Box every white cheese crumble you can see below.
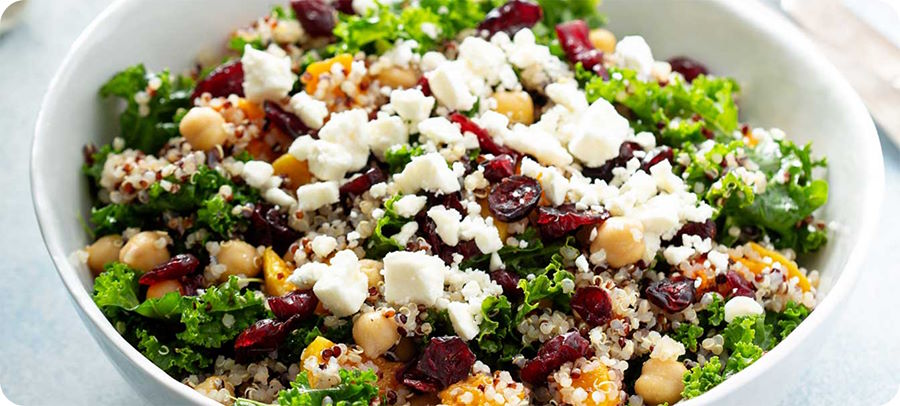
[393,152,460,194]
[393,195,427,218]
[288,91,329,130]
[241,45,295,102]
[296,181,339,212]
[383,251,446,306]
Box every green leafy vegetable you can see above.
[383,144,424,174]
[462,228,572,277]
[672,323,704,353]
[699,294,725,328]
[83,144,115,189]
[516,265,575,324]
[135,328,211,374]
[365,194,408,258]
[92,262,141,312]
[681,356,724,399]
[474,295,518,365]
[772,301,810,340]
[177,276,267,348]
[276,369,380,406]
[99,64,193,153]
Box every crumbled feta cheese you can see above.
[458,36,517,89]
[317,109,371,170]
[420,51,447,72]
[288,135,354,181]
[420,22,440,40]
[241,161,274,189]
[724,296,764,323]
[392,222,419,246]
[459,216,504,254]
[426,61,477,111]
[519,158,568,206]
[311,235,338,258]
[383,251,446,306]
[311,250,368,317]
[390,88,435,125]
[272,19,304,43]
[394,195,427,218]
[393,152,461,194]
[288,91,329,130]
[263,187,297,208]
[351,0,377,16]
[448,302,479,341]
[296,181,339,211]
[708,250,729,271]
[615,36,655,80]
[504,123,573,167]
[663,245,695,265]
[427,206,463,246]
[567,98,630,167]
[241,45,295,102]
[367,115,409,158]
[418,116,464,145]
[369,182,388,198]
[546,81,588,112]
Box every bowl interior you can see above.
[32,0,882,404]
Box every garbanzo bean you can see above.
[589,28,617,53]
[376,66,419,89]
[634,358,688,405]
[217,240,262,281]
[118,231,171,273]
[590,217,645,268]
[87,234,123,276]
[179,106,228,151]
[493,91,534,124]
[146,279,182,300]
[352,309,401,357]
[358,259,384,288]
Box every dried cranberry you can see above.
[478,0,543,36]
[339,166,386,198]
[672,219,717,244]
[180,273,205,296]
[667,56,709,82]
[417,76,431,96]
[488,175,541,222]
[571,286,613,327]
[290,0,336,37]
[646,278,697,313]
[267,290,318,321]
[399,337,475,392]
[482,154,516,183]
[717,271,755,299]
[641,147,674,172]
[449,113,518,158]
[490,269,522,300]
[191,61,244,100]
[247,204,300,254]
[139,254,200,286]
[535,204,609,239]
[334,0,354,14]
[264,101,310,139]
[555,20,607,77]
[582,141,643,182]
[520,332,590,385]
[234,315,302,361]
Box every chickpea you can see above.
[376,66,419,89]
[353,309,401,357]
[358,259,383,288]
[86,234,123,276]
[493,91,534,124]
[119,231,171,273]
[589,28,617,54]
[217,240,262,281]
[590,217,645,268]
[179,106,228,151]
[146,279,183,300]
[194,375,235,405]
[634,358,688,405]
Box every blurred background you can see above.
[0,0,898,404]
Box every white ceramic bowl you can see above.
[32,0,883,404]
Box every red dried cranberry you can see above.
[520,332,590,385]
[641,147,674,172]
[535,204,609,239]
[667,56,709,82]
[247,204,300,254]
[488,175,541,222]
[717,271,755,299]
[139,254,200,286]
[417,76,431,96]
[555,20,607,77]
[490,269,522,300]
[267,290,318,321]
[290,0,336,37]
[449,113,518,158]
[482,154,516,183]
[646,278,697,313]
[264,101,310,139]
[180,273,205,296]
[571,286,613,327]
[478,0,543,36]
[191,61,244,100]
[582,141,643,182]
[334,0,354,14]
[339,166,386,198]
[672,219,717,244]
[234,315,302,361]
[399,337,475,392]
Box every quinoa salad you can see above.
[78,1,831,405]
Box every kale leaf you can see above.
[364,194,408,258]
[515,263,575,324]
[474,295,518,365]
[276,369,380,406]
[681,356,724,399]
[177,276,267,348]
[383,144,424,174]
[672,323,705,353]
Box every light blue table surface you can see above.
[1,1,897,405]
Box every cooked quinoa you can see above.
[80,1,829,405]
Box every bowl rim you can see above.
[30,0,884,404]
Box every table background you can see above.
[1,1,897,404]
